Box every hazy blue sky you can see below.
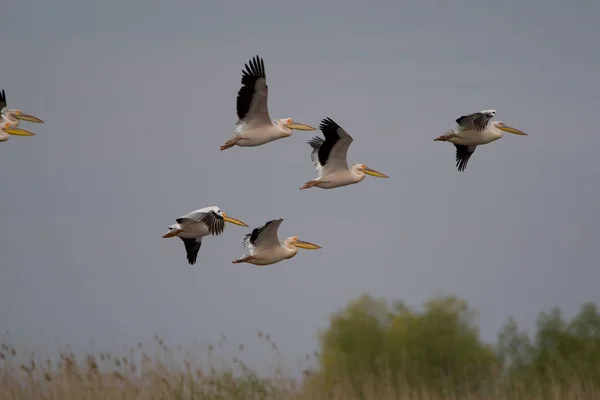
[1,0,600,372]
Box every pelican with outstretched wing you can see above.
[162,206,248,265]
[300,117,388,190]
[0,89,45,128]
[434,109,527,171]
[232,218,321,266]
[220,55,316,150]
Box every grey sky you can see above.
[1,0,600,371]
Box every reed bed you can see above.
[1,335,599,400]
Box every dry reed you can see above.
[1,334,599,400]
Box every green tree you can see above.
[497,302,600,389]
[314,294,499,396]
[317,294,390,392]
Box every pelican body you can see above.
[220,56,315,150]
[434,109,527,171]
[162,206,248,265]
[232,218,321,266]
[300,117,388,190]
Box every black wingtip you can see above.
[180,237,201,266]
[453,144,471,172]
[307,136,324,149]
[319,117,340,132]
[242,232,252,247]
[242,55,266,79]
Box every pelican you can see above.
[220,55,316,150]
[232,218,321,266]
[0,89,45,128]
[0,122,35,142]
[434,109,527,171]
[300,117,389,190]
[162,206,248,265]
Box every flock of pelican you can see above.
[163,55,528,266]
[2,54,528,267]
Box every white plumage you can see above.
[434,109,528,171]
[162,206,248,265]
[219,55,316,150]
[300,117,389,190]
[232,218,321,266]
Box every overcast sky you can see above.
[1,0,599,373]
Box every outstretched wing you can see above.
[236,55,271,124]
[180,237,202,265]
[454,144,477,172]
[176,210,225,236]
[307,117,353,176]
[243,218,283,251]
[456,110,496,131]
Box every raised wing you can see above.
[454,144,477,172]
[176,210,225,236]
[456,110,496,131]
[308,136,326,177]
[308,117,353,175]
[0,90,6,113]
[236,55,271,124]
[243,218,283,251]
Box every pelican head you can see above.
[3,109,44,123]
[286,236,321,250]
[2,122,35,136]
[493,121,527,136]
[218,210,249,227]
[278,118,316,134]
[353,164,389,178]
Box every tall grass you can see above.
[1,335,599,399]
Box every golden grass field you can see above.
[1,334,599,400]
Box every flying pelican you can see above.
[0,122,35,142]
[162,206,248,265]
[300,117,389,190]
[0,89,45,128]
[220,55,316,150]
[434,109,527,172]
[232,218,321,266]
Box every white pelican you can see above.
[220,55,316,150]
[0,89,45,128]
[300,117,389,190]
[232,218,321,266]
[162,206,248,265]
[0,122,35,142]
[434,109,527,171]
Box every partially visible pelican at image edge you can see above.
[0,89,45,128]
